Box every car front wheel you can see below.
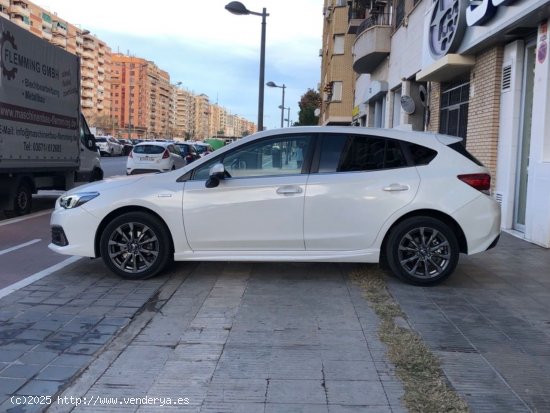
[99,212,171,280]
[385,216,459,285]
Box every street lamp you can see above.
[267,81,286,128]
[279,105,291,127]
[225,1,269,131]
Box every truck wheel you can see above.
[91,168,103,182]
[99,212,171,280]
[4,181,32,217]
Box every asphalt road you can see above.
[0,156,127,293]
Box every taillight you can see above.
[458,173,491,194]
[162,150,170,159]
[186,155,193,162]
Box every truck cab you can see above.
[78,115,103,182]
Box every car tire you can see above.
[4,181,32,217]
[385,216,459,286]
[99,212,171,280]
[90,168,103,182]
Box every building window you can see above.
[395,0,405,27]
[331,81,343,101]
[392,88,402,128]
[439,80,470,142]
[333,35,345,55]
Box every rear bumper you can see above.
[452,194,501,255]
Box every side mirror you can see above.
[205,163,225,188]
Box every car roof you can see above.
[135,141,172,147]
[241,126,462,147]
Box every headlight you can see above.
[59,192,100,209]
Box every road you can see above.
[0,156,127,294]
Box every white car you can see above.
[194,142,214,157]
[95,136,124,157]
[126,142,186,175]
[49,127,501,285]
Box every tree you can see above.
[296,89,321,126]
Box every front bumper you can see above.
[48,206,101,258]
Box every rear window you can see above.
[449,142,484,166]
[176,145,190,155]
[133,145,165,154]
[96,137,107,142]
[405,143,438,166]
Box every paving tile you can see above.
[15,379,63,396]
[35,365,81,381]
[17,351,59,365]
[0,364,43,380]
[0,377,26,394]
[325,380,388,406]
[267,380,326,404]
[265,403,329,413]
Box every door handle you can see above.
[383,184,409,192]
[276,186,303,195]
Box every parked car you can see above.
[49,126,501,285]
[95,136,124,157]
[194,142,214,157]
[117,139,134,156]
[126,142,185,175]
[175,142,201,164]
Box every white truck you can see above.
[0,16,102,216]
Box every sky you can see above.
[36,0,323,131]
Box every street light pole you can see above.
[267,81,286,128]
[225,2,269,132]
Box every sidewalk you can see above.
[48,262,406,412]
[387,232,550,412]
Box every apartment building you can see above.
[4,0,111,128]
[111,55,174,139]
[344,0,550,248]
[194,94,210,140]
[319,0,356,125]
[174,87,196,139]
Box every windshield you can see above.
[195,145,206,154]
[133,145,165,154]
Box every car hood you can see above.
[63,174,147,196]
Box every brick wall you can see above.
[427,82,440,133]
[466,46,504,182]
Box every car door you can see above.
[182,134,314,251]
[304,133,420,250]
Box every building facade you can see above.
[319,0,356,125]
[341,0,550,248]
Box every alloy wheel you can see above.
[397,227,451,279]
[107,222,160,274]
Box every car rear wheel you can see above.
[99,212,171,280]
[385,217,459,285]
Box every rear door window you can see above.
[318,134,408,173]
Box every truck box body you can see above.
[0,16,101,216]
[0,17,80,171]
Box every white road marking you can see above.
[0,210,53,227]
[0,239,42,256]
[0,256,81,300]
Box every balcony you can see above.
[98,56,104,64]
[51,36,66,48]
[83,61,94,70]
[42,20,52,29]
[52,24,67,37]
[352,14,391,74]
[82,51,94,60]
[82,99,93,108]
[82,80,94,89]
[0,0,9,7]
[42,31,52,41]
[82,90,93,98]
[9,4,30,18]
[97,74,105,82]
[83,41,94,51]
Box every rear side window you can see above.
[96,138,107,142]
[319,134,408,173]
[177,145,190,155]
[405,142,438,166]
[448,142,484,166]
[133,145,164,154]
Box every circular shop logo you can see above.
[1,30,18,80]
[429,0,468,60]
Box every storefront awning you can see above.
[416,54,475,82]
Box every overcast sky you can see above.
[37,0,323,130]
